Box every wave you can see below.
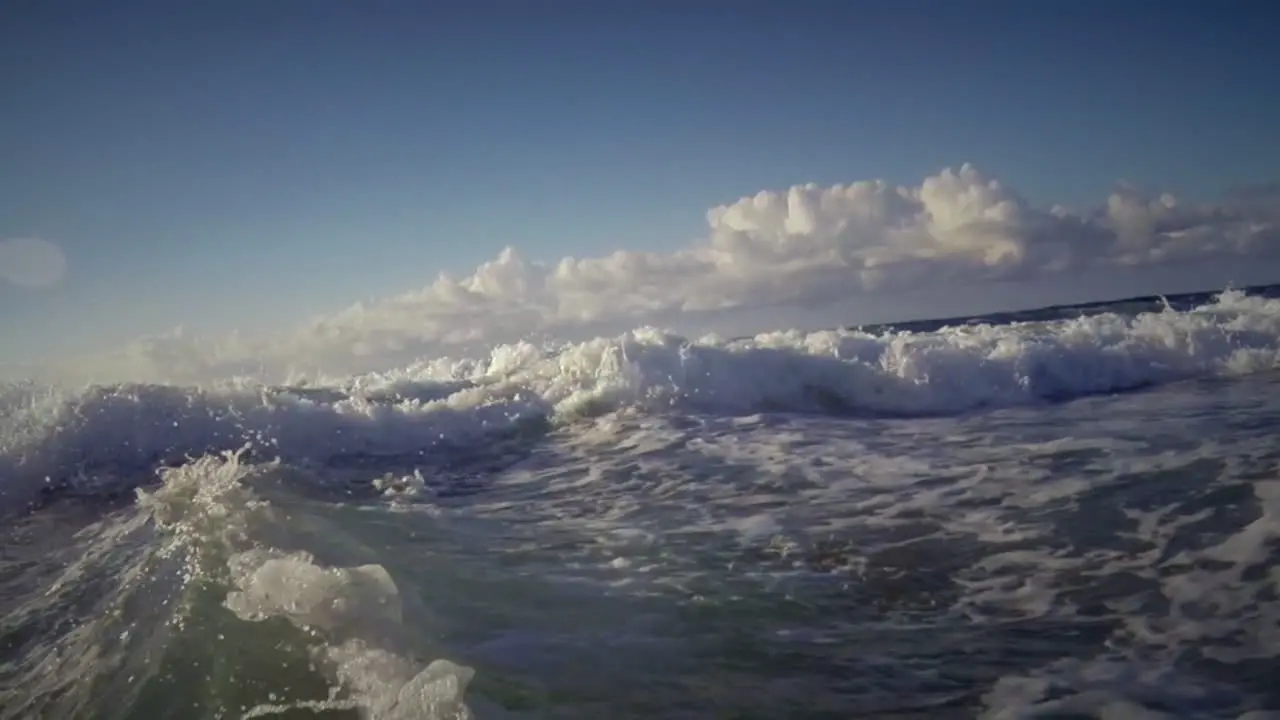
[0,450,479,719]
[1,289,1278,514]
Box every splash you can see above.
[140,451,478,719]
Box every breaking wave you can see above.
[2,288,1278,515]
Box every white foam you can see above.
[979,657,1254,719]
[1,290,1278,513]
[225,551,403,635]
[227,551,474,720]
[373,469,428,500]
[1130,478,1280,664]
[134,451,477,720]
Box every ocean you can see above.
[2,285,1280,719]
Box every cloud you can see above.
[40,165,1280,384]
[0,237,68,289]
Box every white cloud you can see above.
[41,165,1280,384]
[0,237,67,289]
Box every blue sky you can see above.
[3,1,1279,369]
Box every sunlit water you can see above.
[3,287,1280,719]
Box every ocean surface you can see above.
[3,285,1280,719]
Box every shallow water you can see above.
[3,289,1280,718]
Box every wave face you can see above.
[2,287,1279,510]
[2,285,1280,719]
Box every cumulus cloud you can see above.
[0,237,68,289]
[44,165,1280,384]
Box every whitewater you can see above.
[2,285,1280,719]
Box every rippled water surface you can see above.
[2,289,1280,718]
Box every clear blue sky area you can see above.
[3,1,1279,364]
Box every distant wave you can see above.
[849,282,1280,335]
[2,288,1278,515]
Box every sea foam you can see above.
[1,289,1277,515]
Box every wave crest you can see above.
[2,289,1277,513]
